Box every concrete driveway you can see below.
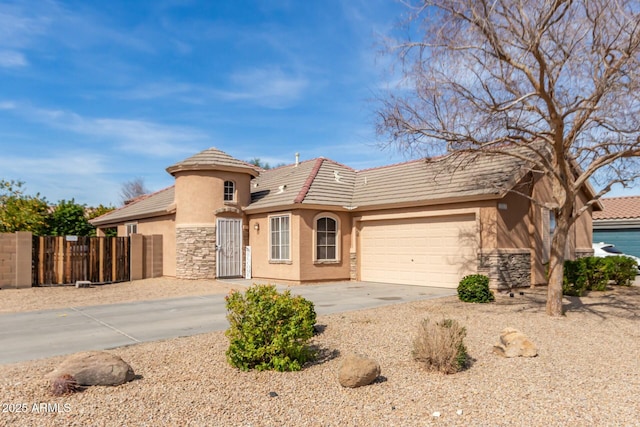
[0,281,454,365]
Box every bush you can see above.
[457,274,494,303]
[412,318,468,374]
[582,257,609,291]
[563,259,588,296]
[225,284,317,372]
[563,256,637,295]
[602,256,637,287]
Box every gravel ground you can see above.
[1,283,639,426]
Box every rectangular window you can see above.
[317,217,337,260]
[125,223,138,236]
[224,181,235,202]
[270,215,290,261]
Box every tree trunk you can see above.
[546,210,571,316]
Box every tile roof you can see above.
[166,147,259,176]
[593,196,640,220]
[248,149,530,211]
[90,186,175,226]
[248,158,356,210]
[91,145,543,224]
[351,151,525,208]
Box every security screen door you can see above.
[216,218,242,278]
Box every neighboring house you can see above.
[91,147,598,289]
[593,196,640,257]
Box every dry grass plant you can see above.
[412,318,468,374]
[50,374,81,396]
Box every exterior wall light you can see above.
[254,223,260,231]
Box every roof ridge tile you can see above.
[294,158,324,204]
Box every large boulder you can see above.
[338,353,380,388]
[47,351,135,386]
[493,328,538,358]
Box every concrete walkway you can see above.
[0,281,454,365]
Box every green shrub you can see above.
[412,318,468,374]
[563,259,588,296]
[225,284,317,372]
[582,257,609,291]
[457,274,494,303]
[563,256,637,295]
[602,256,637,287]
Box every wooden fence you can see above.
[32,236,130,286]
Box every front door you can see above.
[216,218,243,278]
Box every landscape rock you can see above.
[493,327,538,358]
[338,353,380,388]
[47,351,135,386]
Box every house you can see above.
[593,196,640,257]
[90,147,598,289]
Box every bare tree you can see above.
[377,0,640,316]
[120,178,149,205]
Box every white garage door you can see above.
[359,214,478,288]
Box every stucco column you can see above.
[130,234,144,281]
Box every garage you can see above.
[359,214,478,288]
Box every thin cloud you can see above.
[0,50,28,67]
[3,101,207,158]
[0,152,109,177]
[217,66,309,109]
[0,4,49,49]
[114,82,197,101]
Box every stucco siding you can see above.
[297,210,351,282]
[248,211,302,282]
[496,189,532,249]
[175,171,251,225]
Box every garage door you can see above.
[359,214,477,288]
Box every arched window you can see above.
[316,216,337,260]
[224,180,235,202]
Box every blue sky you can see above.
[0,0,412,206]
[1,1,636,207]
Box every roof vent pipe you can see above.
[295,152,300,167]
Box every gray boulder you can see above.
[493,327,538,358]
[47,351,135,386]
[338,353,381,388]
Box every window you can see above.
[270,215,290,261]
[542,209,555,263]
[316,217,337,260]
[224,180,235,202]
[125,223,138,236]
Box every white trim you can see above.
[125,222,138,236]
[216,217,243,277]
[268,213,291,262]
[223,180,236,202]
[313,212,340,262]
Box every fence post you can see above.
[15,231,33,289]
[130,234,144,281]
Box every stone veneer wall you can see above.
[349,252,357,280]
[478,249,531,291]
[176,226,216,279]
